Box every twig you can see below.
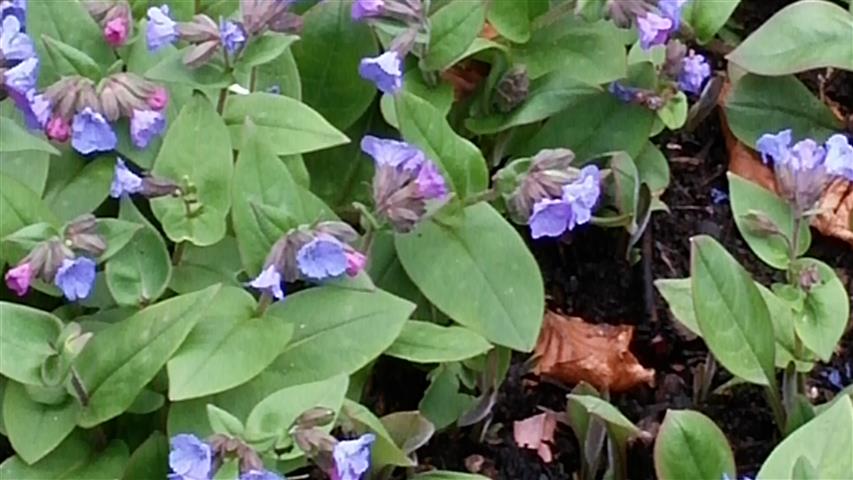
[642,228,658,323]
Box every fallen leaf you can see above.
[513,412,557,463]
[532,312,655,393]
[719,81,853,246]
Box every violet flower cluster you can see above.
[168,434,283,480]
[636,0,687,50]
[1,1,47,131]
[529,165,601,239]
[248,222,368,301]
[756,130,853,213]
[361,135,448,232]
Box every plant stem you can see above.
[171,241,185,266]
[255,292,272,316]
[765,384,787,435]
[249,66,258,92]
[194,0,201,14]
[216,88,228,115]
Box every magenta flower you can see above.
[147,86,169,111]
[54,257,96,301]
[4,262,32,296]
[130,109,166,148]
[104,15,129,47]
[46,116,71,142]
[71,107,117,154]
[359,51,402,94]
[344,248,367,277]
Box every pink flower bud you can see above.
[345,249,367,277]
[5,262,33,296]
[147,87,169,111]
[46,116,71,142]
[104,16,130,47]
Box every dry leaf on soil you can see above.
[513,412,557,463]
[719,82,853,246]
[532,312,655,393]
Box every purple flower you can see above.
[168,434,212,480]
[0,0,26,26]
[679,51,710,94]
[104,15,130,47]
[756,129,792,165]
[352,0,384,20]
[345,247,367,277]
[825,134,853,180]
[608,82,639,103]
[54,257,96,301]
[239,470,283,480]
[528,165,601,239]
[359,51,402,94]
[249,265,285,300]
[637,12,672,50]
[71,107,117,154]
[4,262,32,296]
[659,0,688,31]
[529,198,574,239]
[130,109,166,148]
[146,5,178,51]
[110,158,143,198]
[332,433,376,480]
[0,14,34,61]
[219,19,246,55]
[361,135,425,170]
[296,235,348,280]
[22,89,50,128]
[415,161,448,199]
[562,165,601,225]
[3,55,38,94]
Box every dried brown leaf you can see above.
[532,312,655,393]
[512,412,557,463]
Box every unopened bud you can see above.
[267,11,303,34]
[798,264,821,292]
[494,65,529,113]
[42,239,73,281]
[75,79,101,113]
[292,427,337,458]
[184,40,221,69]
[103,2,132,48]
[741,211,782,237]
[65,214,107,257]
[663,39,687,78]
[141,176,181,198]
[314,222,359,244]
[83,0,112,22]
[295,407,336,429]
[178,14,220,42]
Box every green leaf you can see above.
[395,91,488,199]
[565,394,639,444]
[152,93,233,246]
[487,0,530,43]
[682,0,741,44]
[655,278,699,334]
[145,48,232,88]
[41,35,103,79]
[657,91,688,130]
[792,456,819,480]
[244,374,348,452]
[341,400,413,468]
[380,411,435,457]
[121,432,169,480]
[95,219,142,263]
[0,150,51,196]
[635,142,670,194]
[380,73,454,129]
[690,235,776,386]
[757,396,853,479]
[170,236,243,294]
[419,363,475,430]
[792,258,849,362]
[65,440,128,479]
[266,287,414,386]
[106,198,172,306]
[167,287,293,400]
[236,33,298,69]
[255,47,301,99]
[724,75,842,148]
[653,410,736,480]
[213,459,239,480]
[727,1,853,75]
[74,286,220,427]
[385,321,492,363]
[292,0,378,130]
[0,174,57,241]
[0,302,62,385]
[3,381,79,464]
[207,404,245,437]
[43,155,113,223]
[27,0,115,85]
[232,121,334,276]
[0,430,91,479]
[223,92,349,156]
[728,172,810,270]
[513,17,626,83]
[422,0,486,71]
[0,117,59,155]
[516,92,654,160]
[465,71,599,134]
[395,203,544,351]
[3,222,59,251]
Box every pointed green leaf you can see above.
[385,321,492,363]
[43,155,113,223]
[422,0,486,71]
[3,381,79,464]
[792,258,849,362]
[653,410,736,480]
[0,303,62,385]
[0,117,59,155]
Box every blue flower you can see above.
[54,257,96,301]
[296,235,348,281]
[110,158,144,198]
[358,51,402,94]
[0,0,26,26]
[168,434,212,480]
[756,129,792,165]
[824,134,853,180]
[239,470,284,480]
[562,165,601,225]
[352,0,384,20]
[71,107,117,155]
[0,14,34,61]
[608,82,640,103]
[636,12,671,50]
[679,51,711,94]
[219,19,246,55]
[361,135,425,170]
[415,161,448,199]
[249,265,285,300]
[146,5,178,51]
[332,434,376,480]
[528,165,600,239]
[659,0,688,32]
[529,198,574,239]
[130,109,166,149]
[3,55,37,94]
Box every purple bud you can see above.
[146,5,178,51]
[678,51,711,94]
[46,115,71,142]
[296,235,348,281]
[636,12,671,50]
[219,18,246,55]
[344,247,367,277]
[4,261,32,296]
[110,158,143,198]
[824,134,853,180]
[358,51,402,94]
[249,265,285,300]
[71,107,117,154]
[756,130,792,165]
[415,161,447,199]
[3,55,38,94]
[332,434,376,480]
[239,470,283,480]
[169,434,213,480]
[130,109,166,149]
[103,15,130,47]
[54,257,96,301]
[659,0,688,31]
[361,135,425,170]
[352,0,385,20]
[0,14,34,61]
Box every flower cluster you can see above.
[84,0,133,48]
[249,222,368,301]
[4,215,107,301]
[636,0,688,50]
[361,135,448,232]
[1,2,47,130]
[756,130,853,212]
[169,434,283,480]
[529,165,601,239]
